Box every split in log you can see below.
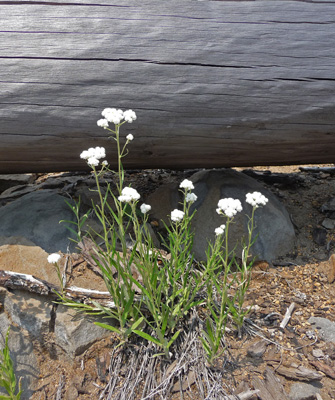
[1,0,335,172]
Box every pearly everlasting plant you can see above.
[171,209,185,222]
[59,106,269,364]
[214,224,225,236]
[246,191,268,208]
[97,119,109,129]
[140,203,151,214]
[101,108,124,125]
[179,179,194,191]
[80,146,106,168]
[185,192,197,203]
[123,109,137,123]
[47,253,61,264]
[216,197,242,218]
[118,187,141,203]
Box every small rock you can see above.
[321,197,335,214]
[247,339,268,358]
[312,227,327,246]
[289,382,322,400]
[64,385,79,400]
[308,317,335,343]
[312,349,325,358]
[321,218,335,230]
[0,173,36,193]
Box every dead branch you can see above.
[280,302,295,330]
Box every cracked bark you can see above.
[0,0,335,172]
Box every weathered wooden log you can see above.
[1,0,335,173]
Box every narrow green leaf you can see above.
[94,322,121,335]
[167,330,180,349]
[130,317,144,331]
[132,330,161,346]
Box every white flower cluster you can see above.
[217,198,243,218]
[179,179,194,191]
[140,203,151,214]
[118,187,141,203]
[171,209,185,222]
[246,191,268,208]
[179,179,197,203]
[80,146,106,167]
[186,193,197,203]
[126,134,134,141]
[98,108,137,128]
[123,110,137,123]
[215,224,226,236]
[97,119,109,129]
[47,253,61,264]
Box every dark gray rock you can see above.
[312,227,327,246]
[0,189,76,253]
[322,218,335,230]
[321,197,335,214]
[3,288,112,359]
[308,317,335,343]
[0,174,36,193]
[148,169,296,262]
[54,305,111,357]
[4,290,53,341]
[289,382,322,400]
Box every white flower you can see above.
[118,187,141,203]
[47,253,61,264]
[80,147,106,167]
[102,160,108,166]
[185,192,197,203]
[80,149,93,160]
[179,179,194,191]
[97,118,109,129]
[87,157,99,167]
[80,147,106,161]
[246,192,268,208]
[171,209,185,222]
[102,108,124,125]
[94,146,106,159]
[123,109,137,123]
[126,134,134,141]
[140,203,151,214]
[215,224,226,236]
[217,198,243,218]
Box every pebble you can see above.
[322,218,335,230]
[312,349,325,358]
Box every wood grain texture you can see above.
[0,0,335,172]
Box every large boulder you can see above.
[147,169,296,262]
[0,190,76,253]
